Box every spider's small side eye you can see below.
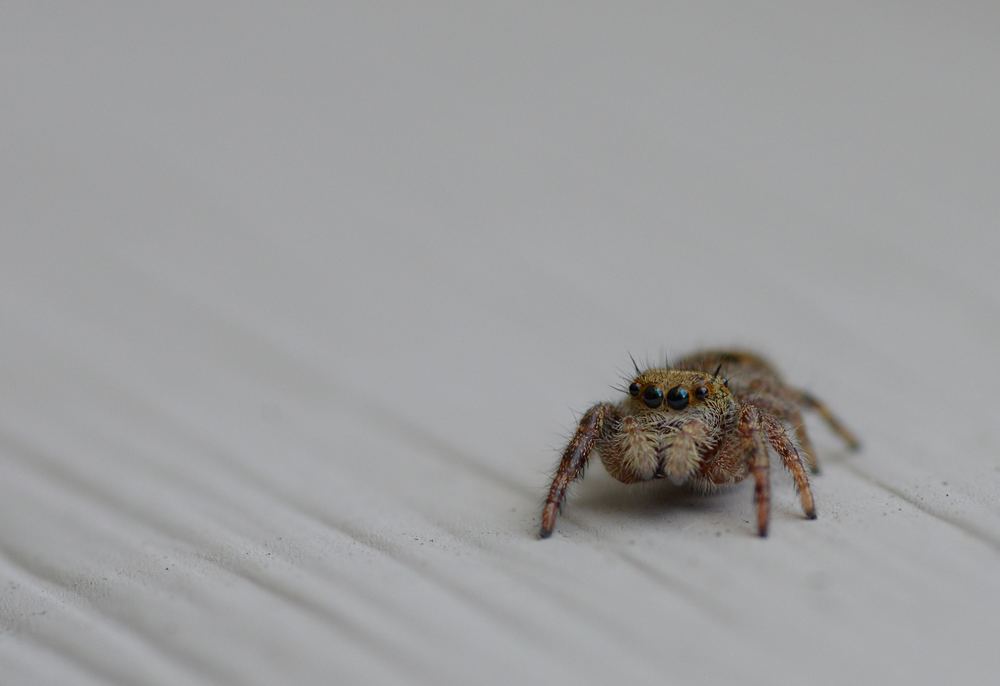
[628,383,640,396]
[642,385,664,408]
[666,386,689,410]
[695,386,709,399]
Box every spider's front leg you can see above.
[539,402,617,539]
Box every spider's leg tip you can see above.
[806,510,818,520]
[538,527,553,539]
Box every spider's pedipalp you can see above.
[661,419,712,485]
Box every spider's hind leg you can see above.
[795,389,861,452]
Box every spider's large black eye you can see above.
[642,385,664,408]
[666,386,689,410]
[628,383,640,396]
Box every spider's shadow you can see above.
[571,471,743,525]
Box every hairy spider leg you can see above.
[740,407,772,538]
[795,389,861,451]
[788,409,820,473]
[539,403,617,538]
[762,416,817,519]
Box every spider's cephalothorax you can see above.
[539,350,861,538]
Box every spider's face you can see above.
[598,369,735,485]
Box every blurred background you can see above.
[2,3,999,685]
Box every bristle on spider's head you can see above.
[628,351,641,375]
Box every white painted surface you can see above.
[2,4,999,685]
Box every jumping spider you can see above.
[540,350,860,538]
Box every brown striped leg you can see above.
[763,417,817,520]
[740,407,771,537]
[795,389,861,451]
[539,403,616,539]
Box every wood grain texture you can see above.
[2,4,999,685]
